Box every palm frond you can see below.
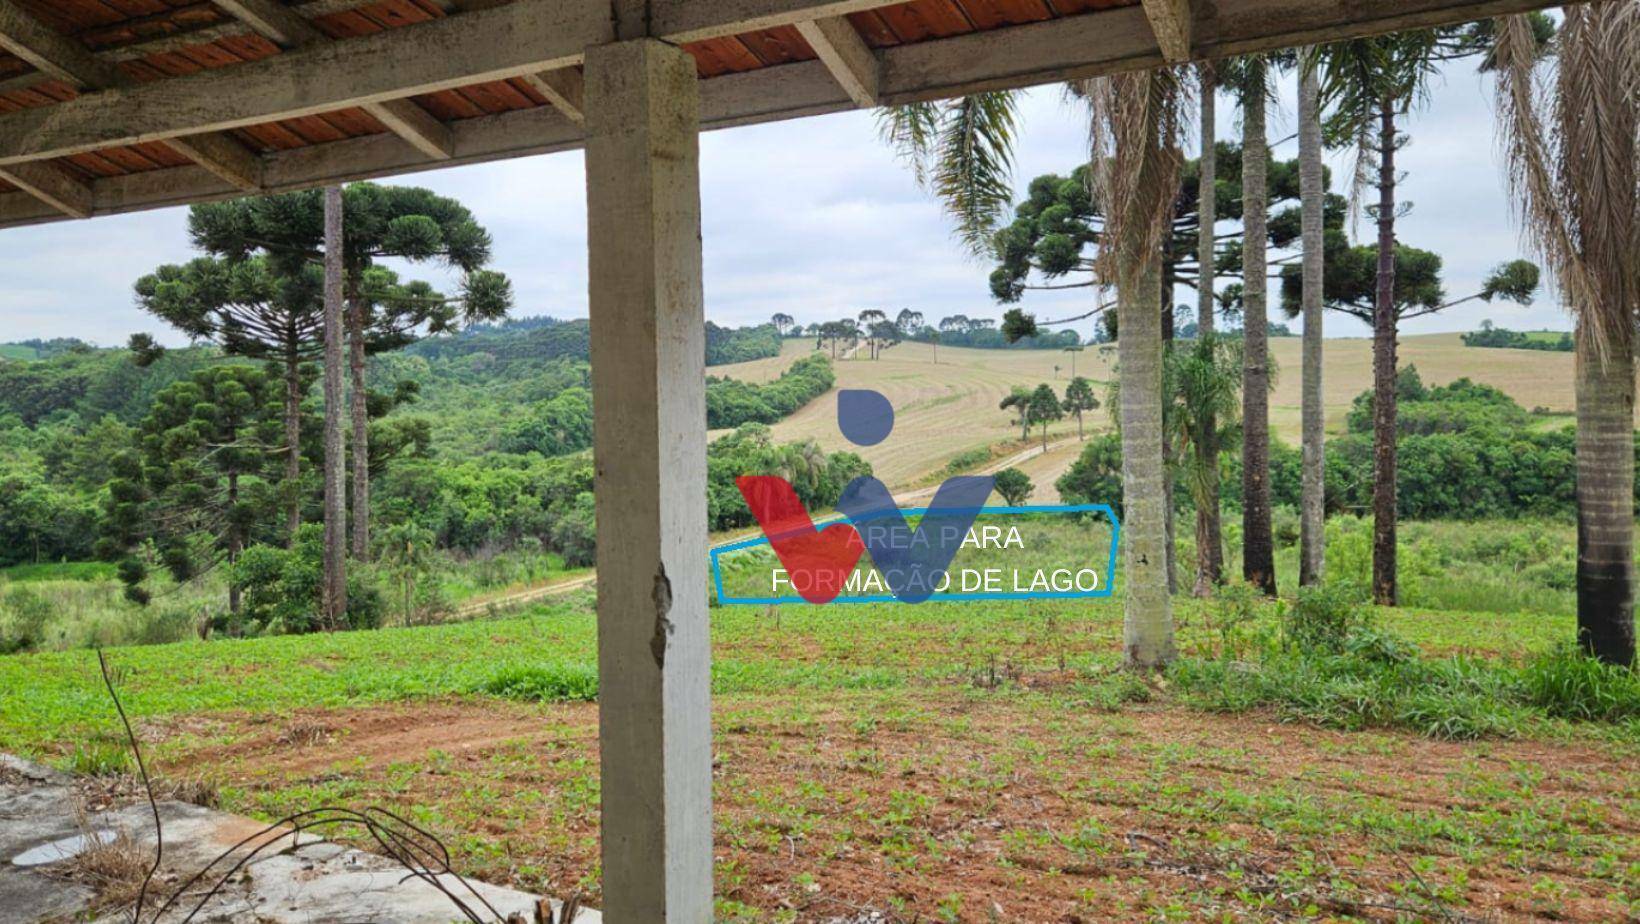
[1493,4,1640,361]
[877,101,943,187]
[1084,67,1190,287]
[879,93,1022,257]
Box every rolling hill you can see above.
[712,332,1589,493]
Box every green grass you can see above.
[0,344,37,360]
[4,572,1628,762]
[5,566,1632,921]
[0,561,117,582]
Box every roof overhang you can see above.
[0,0,1569,230]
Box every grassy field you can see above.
[4,577,1636,921]
[713,333,1593,494]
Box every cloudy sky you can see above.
[0,59,1561,348]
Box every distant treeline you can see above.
[1462,322,1573,352]
[906,326,1083,350]
[494,353,835,457]
[408,316,785,368]
[707,354,834,429]
[0,338,94,361]
[1060,367,1606,522]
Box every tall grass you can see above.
[1172,584,1640,740]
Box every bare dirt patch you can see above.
[147,692,1638,922]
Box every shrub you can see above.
[550,493,597,568]
[1056,433,1122,510]
[992,468,1033,506]
[1281,583,1370,655]
[230,525,382,636]
[944,447,992,476]
[479,663,599,702]
[1521,648,1640,722]
[0,586,50,653]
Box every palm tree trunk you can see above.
[227,470,242,617]
[1241,63,1277,596]
[1575,320,1636,666]
[1161,247,1178,596]
[283,354,303,543]
[347,287,371,560]
[322,186,347,629]
[1121,253,1176,668]
[1193,62,1222,597]
[1298,55,1326,587]
[1370,98,1399,607]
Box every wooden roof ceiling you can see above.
[0,0,1133,196]
[0,0,1562,224]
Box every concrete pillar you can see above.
[583,38,713,923]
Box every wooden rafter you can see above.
[0,0,262,192]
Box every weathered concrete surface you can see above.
[584,36,714,924]
[2,755,600,923]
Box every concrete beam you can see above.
[521,68,587,123]
[0,1,125,87]
[1140,0,1193,62]
[212,0,327,46]
[584,37,713,923]
[795,16,879,107]
[213,0,454,160]
[167,133,264,191]
[0,163,92,219]
[0,0,921,166]
[0,0,262,190]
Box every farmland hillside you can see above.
[714,332,1600,491]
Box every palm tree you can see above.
[1494,7,1639,666]
[1083,67,1188,668]
[1192,61,1224,593]
[1226,54,1279,596]
[1167,334,1243,596]
[1298,50,1326,587]
[321,186,347,629]
[882,72,1186,666]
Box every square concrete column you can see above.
[583,38,714,923]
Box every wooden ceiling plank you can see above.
[214,0,453,158]
[0,0,128,86]
[0,0,262,189]
[1139,0,1190,61]
[0,161,93,218]
[795,15,878,107]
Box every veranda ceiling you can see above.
[0,0,1564,229]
